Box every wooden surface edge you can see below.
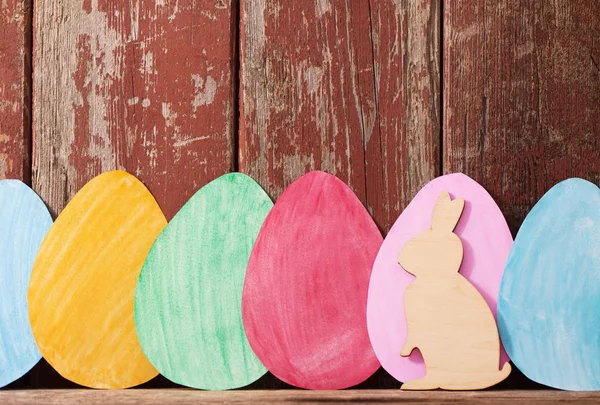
[0,390,597,404]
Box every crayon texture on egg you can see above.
[28,171,166,389]
[135,173,271,390]
[499,178,600,391]
[0,180,52,387]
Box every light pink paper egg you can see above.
[366,173,512,383]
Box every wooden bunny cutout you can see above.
[398,191,511,390]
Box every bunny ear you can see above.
[431,191,464,232]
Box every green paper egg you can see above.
[134,173,272,389]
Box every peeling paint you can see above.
[161,102,178,128]
[240,0,267,175]
[192,74,217,110]
[1,0,33,181]
[173,136,210,148]
[34,0,236,221]
[304,65,323,95]
[316,0,331,18]
[168,0,180,21]
[68,0,122,183]
[142,51,154,74]
[392,0,402,16]
[239,0,444,233]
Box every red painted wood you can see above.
[242,171,383,390]
[240,0,441,234]
[0,0,31,182]
[33,0,236,219]
[443,1,600,233]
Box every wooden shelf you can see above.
[0,390,598,404]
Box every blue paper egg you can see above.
[0,180,52,387]
[498,178,600,390]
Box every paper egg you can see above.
[0,180,52,387]
[367,173,512,383]
[242,171,382,389]
[135,173,271,390]
[28,170,166,389]
[498,178,600,390]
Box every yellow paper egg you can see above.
[28,170,167,389]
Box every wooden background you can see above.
[1,0,599,389]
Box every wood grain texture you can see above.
[0,0,31,181]
[443,1,600,234]
[0,390,597,404]
[240,0,441,233]
[33,0,236,218]
[399,191,510,390]
[28,171,166,389]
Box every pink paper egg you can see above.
[242,171,382,389]
[366,173,512,383]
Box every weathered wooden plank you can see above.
[33,0,236,219]
[240,0,441,234]
[0,0,32,182]
[443,1,600,234]
[0,390,596,405]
